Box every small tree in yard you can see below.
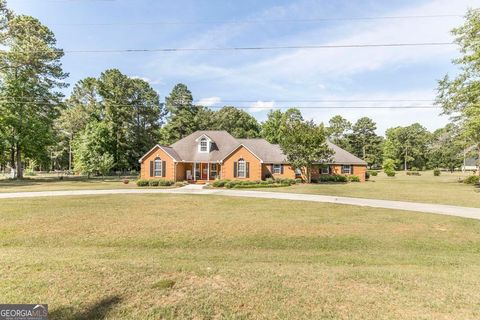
[383,158,396,177]
[97,153,114,180]
[279,120,333,183]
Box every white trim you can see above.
[138,144,177,163]
[153,158,162,177]
[219,144,263,163]
[237,158,246,178]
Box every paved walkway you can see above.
[1,186,479,220]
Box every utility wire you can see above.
[24,42,453,54]
[0,99,440,109]
[52,14,464,26]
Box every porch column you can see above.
[207,162,210,181]
[193,162,196,181]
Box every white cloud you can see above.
[249,100,275,113]
[198,96,222,106]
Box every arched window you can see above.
[237,158,246,178]
[200,137,208,152]
[154,157,162,176]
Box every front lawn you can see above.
[0,176,142,193]
[1,194,480,319]
[255,171,480,208]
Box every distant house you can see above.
[139,130,367,182]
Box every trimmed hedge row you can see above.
[136,179,175,187]
[212,178,300,189]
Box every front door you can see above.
[201,163,208,180]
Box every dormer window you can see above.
[200,138,208,152]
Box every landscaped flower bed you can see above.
[212,178,301,189]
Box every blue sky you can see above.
[10,0,479,134]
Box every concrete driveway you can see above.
[1,186,479,220]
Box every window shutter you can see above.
[270,164,273,172]
[246,162,250,178]
[233,162,237,178]
[280,164,284,174]
[350,165,354,174]
[150,161,153,177]
[162,161,166,177]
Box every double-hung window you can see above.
[272,164,282,174]
[321,165,330,174]
[237,159,246,178]
[200,138,208,152]
[154,158,162,176]
[341,165,352,174]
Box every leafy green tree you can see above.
[213,106,260,138]
[261,109,284,144]
[279,119,332,183]
[161,83,197,143]
[73,122,113,177]
[436,9,480,175]
[326,115,351,149]
[347,117,383,167]
[384,123,431,171]
[195,106,217,130]
[0,10,68,178]
[261,108,303,144]
[60,70,163,171]
[97,153,115,180]
[428,124,465,171]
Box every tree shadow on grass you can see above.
[49,295,122,320]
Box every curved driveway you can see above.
[1,185,479,220]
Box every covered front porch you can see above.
[181,162,221,183]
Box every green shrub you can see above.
[274,178,296,185]
[158,180,174,186]
[24,170,36,176]
[174,181,187,187]
[233,183,289,189]
[385,169,396,177]
[368,170,378,176]
[212,179,230,187]
[318,175,347,183]
[406,171,421,176]
[149,180,159,187]
[347,175,360,182]
[433,169,441,176]
[136,179,149,187]
[295,178,303,184]
[365,171,370,181]
[463,175,480,185]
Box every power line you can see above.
[32,42,453,54]
[52,14,464,27]
[0,99,440,109]
[199,99,435,103]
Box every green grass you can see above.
[0,175,174,193]
[255,171,480,208]
[1,194,480,319]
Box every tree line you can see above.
[0,1,478,178]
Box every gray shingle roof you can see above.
[324,140,367,165]
[170,130,240,162]
[140,131,367,165]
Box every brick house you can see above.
[139,130,367,182]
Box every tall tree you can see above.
[0,10,68,178]
[436,9,480,175]
[428,124,465,171]
[214,106,260,138]
[59,70,164,171]
[347,117,383,167]
[326,115,351,149]
[161,83,197,143]
[383,123,431,171]
[261,109,284,144]
[280,119,332,183]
